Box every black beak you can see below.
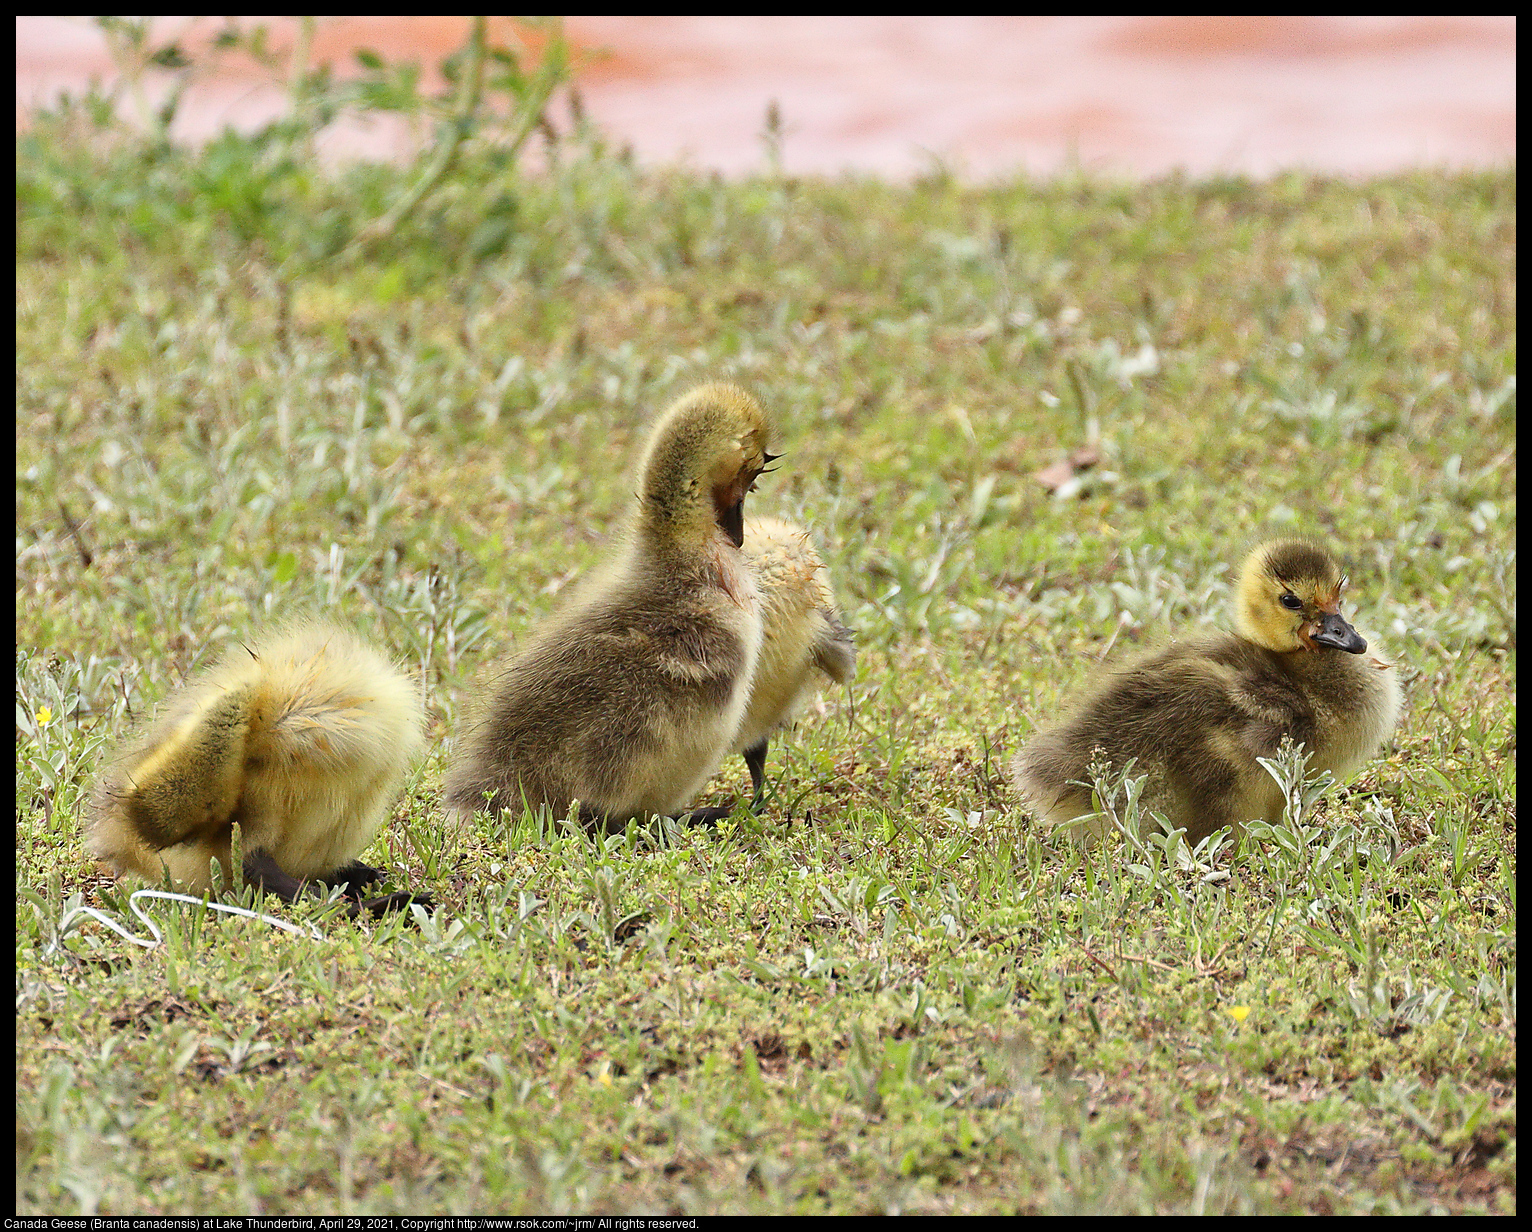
[1311,612,1367,654]
[718,498,745,548]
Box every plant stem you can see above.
[347,15,488,255]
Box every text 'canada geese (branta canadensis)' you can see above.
[1011,539,1401,846]
[445,382,774,830]
[87,623,429,917]
[733,515,856,807]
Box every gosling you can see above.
[732,515,856,807]
[87,622,429,917]
[1012,539,1401,846]
[445,382,774,829]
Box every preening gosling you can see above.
[732,515,856,806]
[87,623,429,917]
[445,382,774,829]
[1011,539,1400,846]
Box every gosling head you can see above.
[637,383,775,550]
[1234,539,1368,655]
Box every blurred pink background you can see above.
[15,15,1517,178]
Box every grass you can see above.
[15,96,1515,1215]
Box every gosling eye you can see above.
[1279,592,1304,611]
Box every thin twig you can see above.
[57,500,94,567]
[1084,946,1178,977]
[1095,609,1132,663]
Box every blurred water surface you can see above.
[15,15,1516,177]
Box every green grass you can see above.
[15,102,1515,1215]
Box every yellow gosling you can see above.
[732,515,855,806]
[88,622,427,916]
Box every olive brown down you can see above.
[444,383,775,829]
[1011,540,1401,846]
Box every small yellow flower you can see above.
[1226,1005,1251,1024]
[34,706,53,728]
[595,1060,613,1088]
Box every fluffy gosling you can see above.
[1011,539,1401,846]
[87,623,428,917]
[445,382,775,829]
[732,515,855,806]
